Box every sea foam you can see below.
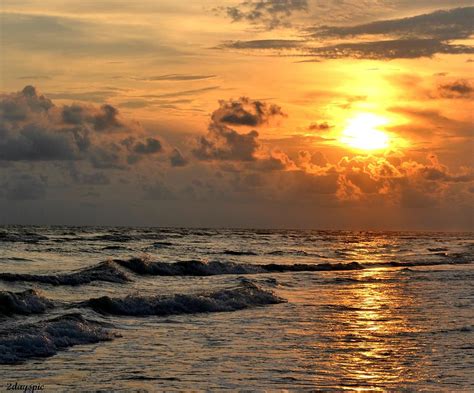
[85,281,284,317]
[0,313,116,364]
[0,261,130,286]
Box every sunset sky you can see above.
[0,0,473,229]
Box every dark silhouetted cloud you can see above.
[0,86,163,167]
[132,138,162,154]
[169,148,188,167]
[308,122,332,131]
[212,96,285,127]
[308,38,474,60]
[222,0,308,29]
[220,39,305,49]
[308,7,474,41]
[438,80,474,98]
[194,123,259,161]
[219,7,474,60]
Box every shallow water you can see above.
[0,226,473,391]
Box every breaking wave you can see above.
[85,281,284,317]
[0,289,53,317]
[0,313,116,364]
[0,261,131,286]
[115,258,263,275]
[115,257,364,276]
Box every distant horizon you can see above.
[1,222,472,233]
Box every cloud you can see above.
[169,148,188,167]
[193,97,286,162]
[309,7,474,41]
[0,86,163,167]
[211,96,285,127]
[219,37,473,61]
[219,7,474,60]
[308,122,332,131]
[307,7,474,60]
[130,138,162,155]
[222,0,308,30]
[438,80,474,98]
[194,122,260,161]
[308,38,474,60]
[219,39,305,50]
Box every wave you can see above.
[0,313,116,364]
[221,250,258,256]
[266,250,327,258]
[85,281,284,317]
[115,258,364,276]
[0,261,131,286]
[0,289,53,317]
[115,258,264,276]
[0,231,49,243]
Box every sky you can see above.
[0,0,473,230]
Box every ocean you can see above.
[0,226,473,391]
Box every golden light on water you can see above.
[340,113,391,151]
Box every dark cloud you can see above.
[169,148,188,167]
[438,80,474,98]
[0,124,78,161]
[194,97,294,165]
[220,39,305,50]
[222,0,308,29]
[93,105,122,131]
[219,37,473,60]
[120,137,163,165]
[309,7,474,41]
[308,122,332,131]
[194,123,259,161]
[212,96,285,127]
[132,138,162,155]
[310,7,474,60]
[219,7,474,60]
[308,38,474,60]
[0,86,163,167]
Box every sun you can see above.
[340,113,390,150]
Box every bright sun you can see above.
[340,113,390,150]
